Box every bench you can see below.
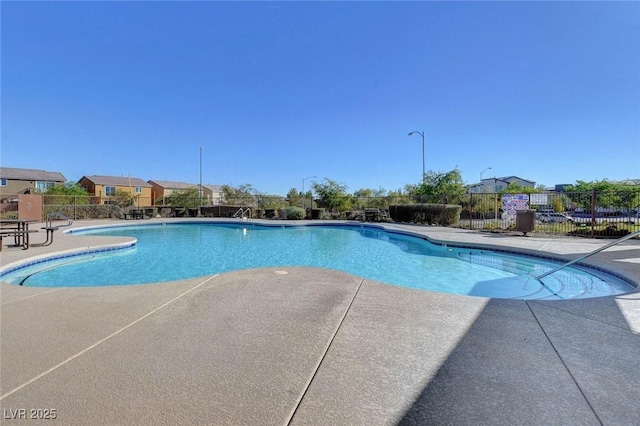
[32,226,59,247]
[363,209,389,222]
[0,229,40,251]
[123,211,145,220]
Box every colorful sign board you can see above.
[501,193,529,220]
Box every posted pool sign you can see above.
[502,193,529,220]
[529,193,548,206]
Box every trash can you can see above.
[516,210,535,235]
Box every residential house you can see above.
[148,180,225,205]
[203,184,224,205]
[148,180,199,205]
[0,167,66,201]
[469,176,536,193]
[79,175,152,206]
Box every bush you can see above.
[280,206,305,220]
[43,204,122,220]
[389,204,462,225]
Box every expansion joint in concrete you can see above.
[284,277,366,425]
[525,301,604,426]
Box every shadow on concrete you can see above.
[397,296,640,425]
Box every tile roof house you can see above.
[0,167,66,201]
[78,175,152,206]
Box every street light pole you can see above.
[302,175,316,211]
[480,167,491,182]
[408,131,425,182]
[480,166,492,195]
[199,146,204,207]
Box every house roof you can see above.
[497,176,536,185]
[79,175,152,187]
[203,184,223,192]
[0,167,66,182]
[148,180,198,190]
[478,178,509,184]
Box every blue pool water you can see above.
[1,223,635,300]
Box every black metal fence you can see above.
[463,191,640,237]
[1,191,638,238]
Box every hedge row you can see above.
[389,204,462,225]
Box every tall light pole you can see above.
[408,131,425,182]
[480,167,491,182]
[199,146,204,206]
[302,175,316,210]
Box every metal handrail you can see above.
[232,208,251,220]
[533,230,640,280]
[46,211,73,228]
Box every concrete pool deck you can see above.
[1,219,638,425]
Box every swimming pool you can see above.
[0,222,635,300]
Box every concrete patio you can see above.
[1,219,638,425]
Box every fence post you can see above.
[469,192,473,230]
[590,190,596,238]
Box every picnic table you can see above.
[0,219,39,251]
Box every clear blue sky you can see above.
[2,1,639,195]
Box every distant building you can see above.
[79,175,152,205]
[0,167,66,201]
[554,184,573,192]
[148,180,199,205]
[468,176,536,193]
[148,180,225,205]
[202,184,224,205]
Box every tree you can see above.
[112,190,136,208]
[353,187,388,209]
[311,178,351,211]
[260,196,287,210]
[221,184,258,205]
[407,168,466,204]
[552,196,569,213]
[165,188,200,209]
[286,187,301,207]
[499,182,537,195]
[566,180,640,213]
[386,189,413,206]
[471,194,495,217]
[43,182,90,205]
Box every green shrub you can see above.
[281,206,305,220]
[389,204,462,225]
